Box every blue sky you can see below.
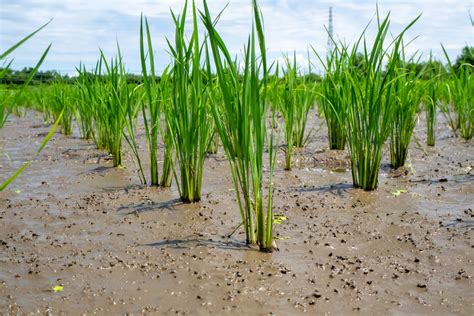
[1,0,472,75]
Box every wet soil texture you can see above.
[0,111,473,315]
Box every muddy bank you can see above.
[0,110,473,315]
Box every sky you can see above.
[1,0,473,75]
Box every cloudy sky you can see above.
[1,0,472,75]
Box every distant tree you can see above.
[302,72,322,83]
[127,73,143,85]
[406,59,446,80]
[424,59,447,78]
[0,67,146,85]
[453,46,473,73]
[353,52,366,71]
[0,67,64,85]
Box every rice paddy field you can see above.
[1,0,473,314]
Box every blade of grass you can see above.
[1,110,63,191]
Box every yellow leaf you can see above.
[391,189,407,197]
[273,215,287,225]
[52,285,64,292]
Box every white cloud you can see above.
[0,0,472,74]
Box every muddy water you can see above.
[0,110,473,315]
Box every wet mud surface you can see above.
[0,110,473,314]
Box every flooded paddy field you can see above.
[0,111,472,315]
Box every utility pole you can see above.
[327,6,334,54]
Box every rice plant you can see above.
[206,79,221,155]
[75,63,96,140]
[1,110,63,191]
[314,46,348,150]
[441,45,473,140]
[76,61,109,149]
[0,87,9,126]
[0,90,12,127]
[340,11,420,190]
[201,0,277,251]
[160,124,174,188]
[207,131,219,154]
[1,21,51,128]
[10,86,37,116]
[123,90,148,185]
[274,53,314,170]
[423,53,443,146]
[389,50,424,169]
[425,85,438,146]
[50,80,74,135]
[166,0,213,202]
[293,52,316,148]
[83,49,147,179]
[139,15,171,186]
[34,85,54,123]
[267,66,281,129]
[280,53,298,170]
[0,20,57,190]
[89,48,139,168]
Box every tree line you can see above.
[1,46,471,86]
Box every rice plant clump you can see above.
[0,20,51,128]
[202,0,277,251]
[0,20,57,190]
[274,53,314,170]
[293,53,315,148]
[423,54,444,146]
[139,15,173,187]
[99,52,129,167]
[316,46,348,150]
[340,11,420,190]
[75,63,96,141]
[280,54,298,170]
[442,45,473,140]
[79,49,138,168]
[50,79,74,135]
[389,51,424,169]
[166,0,213,202]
